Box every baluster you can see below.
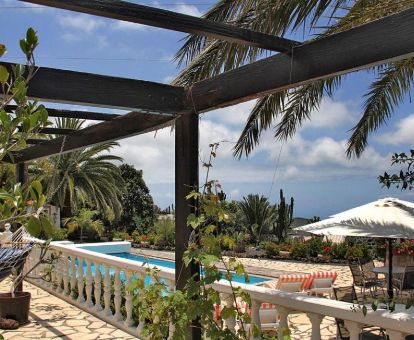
[124,271,134,328]
[103,264,112,317]
[94,262,103,312]
[114,268,122,321]
[50,250,56,289]
[344,321,363,340]
[62,253,70,296]
[70,255,77,299]
[220,293,236,333]
[250,299,262,340]
[306,313,324,340]
[85,259,93,308]
[277,307,291,340]
[167,279,175,339]
[77,256,85,303]
[386,330,406,340]
[55,254,63,293]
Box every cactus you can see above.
[274,189,294,242]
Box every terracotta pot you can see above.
[0,291,31,325]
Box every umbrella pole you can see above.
[387,238,393,299]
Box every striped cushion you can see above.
[275,274,310,291]
[304,271,338,290]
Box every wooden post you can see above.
[175,112,201,339]
[15,162,28,292]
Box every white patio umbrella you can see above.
[295,197,414,298]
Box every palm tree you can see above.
[63,209,104,242]
[33,118,124,219]
[174,0,414,158]
[238,194,276,242]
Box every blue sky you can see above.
[1,0,413,218]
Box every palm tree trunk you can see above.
[61,191,72,219]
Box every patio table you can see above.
[372,266,407,275]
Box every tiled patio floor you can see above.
[0,281,135,340]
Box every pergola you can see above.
[3,1,414,338]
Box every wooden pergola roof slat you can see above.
[19,0,299,53]
[5,105,121,121]
[0,62,188,114]
[190,6,414,111]
[10,112,175,163]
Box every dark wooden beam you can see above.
[17,126,75,135]
[26,139,48,145]
[0,62,186,114]
[5,105,120,121]
[190,7,414,111]
[9,112,175,163]
[175,112,200,339]
[19,0,299,54]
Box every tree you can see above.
[32,118,124,219]
[238,194,276,242]
[115,164,155,235]
[272,189,294,243]
[174,1,414,159]
[63,209,104,242]
[379,150,414,190]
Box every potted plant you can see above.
[0,241,57,326]
[392,242,405,256]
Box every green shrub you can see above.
[291,243,309,259]
[305,237,331,257]
[50,228,68,241]
[152,218,175,247]
[220,235,235,251]
[131,230,141,243]
[345,245,365,260]
[113,231,130,241]
[330,242,348,260]
[264,242,280,257]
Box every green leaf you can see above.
[26,27,38,46]
[362,305,367,316]
[40,216,54,236]
[27,216,41,237]
[0,109,11,128]
[0,65,9,84]
[19,39,28,55]
[29,180,42,200]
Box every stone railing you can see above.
[25,242,414,340]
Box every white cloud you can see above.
[207,101,255,127]
[173,4,202,17]
[377,114,414,145]
[58,14,104,33]
[303,98,357,129]
[111,21,147,32]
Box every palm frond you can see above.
[347,58,414,157]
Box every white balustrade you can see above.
[94,261,103,312]
[77,256,85,304]
[85,259,93,308]
[103,263,112,317]
[62,253,70,296]
[307,312,324,340]
[24,242,414,340]
[113,268,122,321]
[124,271,134,328]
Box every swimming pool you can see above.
[109,252,269,285]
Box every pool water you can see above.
[77,252,269,285]
[110,252,269,285]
